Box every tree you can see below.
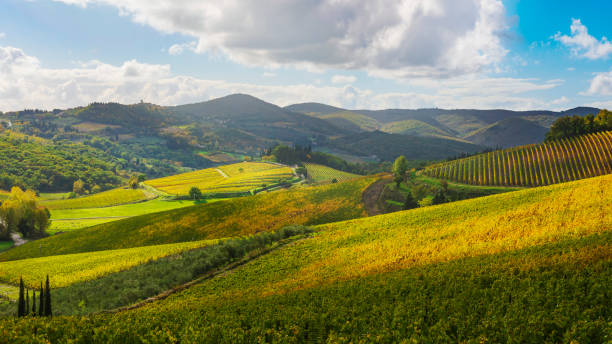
[73,179,85,195]
[432,191,447,205]
[38,281,44,316]
[18,277,25,317]
[403,192,418,210]
[0,187,50,239]
[31,290,36,316]
[25,289,30,316]
[440,180,449,193]
[128,175,139,189]
[331,178,338,184]
[44,275,51,317]
[137,174,147,183]
[189,187,202,201]
[393,156,408,187]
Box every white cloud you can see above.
[0,45,564,112]
[331,75,357,84]
[52,0,509,79]
[584,69,612,96]
[262,72,276,78]
[168,41,197,56]
[554,19,612,60]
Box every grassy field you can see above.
[304,163,359,183]
[0,175,609,342]
[0,190,8,201]
[1,177,378,260]
[0,239,218,290]
[423,130,612,186]
[0,242,12,253]
[47,218,124,234]
[42,188,153,210]
[145,162,294,195]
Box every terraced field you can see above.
[42,188,153,210]
[1,176,377,260]
[145,162,295,195]
[423,130,612,186]
[0,174,609,342]
[0,239,217,289]
[304,163,359,183]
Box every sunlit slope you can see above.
[144,161,294,195]
[42,188,153,210]
[1,175,608,342]
[304,163,359,183]
[422,131,612,186]
[0,239,217,289]
[0,176,377,260]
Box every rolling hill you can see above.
[0,173,609,342]
[465,117,549,147]
[422,130,612,187]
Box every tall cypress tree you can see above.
[44,275,52,317]
[25,289,30,316]
[31,290,36,316]
[38,281,44,316]
[17,277,25,317]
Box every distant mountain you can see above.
[327,131,484,161]
[284,102,346,116]
[465,117,549,148]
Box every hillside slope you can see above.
[0,177,377,260]
[423,130,612,187]
[465,117,549,147]
[1,174,609,342]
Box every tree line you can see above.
[17,275,52,318]
[546,109,612,142]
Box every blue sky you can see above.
[0,0,610,111]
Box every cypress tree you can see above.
[44,275,52,317]
[31,290,36,316]
[17,277,25,317]
[403,192,418,210]
[38,281,44,316]
[25,289,30,316]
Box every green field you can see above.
[42,188,153,210]
[304,163,359,183]
[0,174,608,342]
[0,242,12,253]
[145,162,295,195]
[1,177,377,261]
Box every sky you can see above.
[0,0,611,111]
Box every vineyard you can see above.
[422,131,612,186]
[144,162,295,195]
[304,163,359,183]
[42,188,153,210]
[0,176,377,261]
[0,239,217,289]
[0,174,608,342]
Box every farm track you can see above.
[361,174,392,216]
[100,235,311,314]
[215,168,229,178]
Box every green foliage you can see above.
[189,187,202,200]
[72,180,85,195]
[392,155,408,186]
[127,176,139,189]
[546,109,612,141]
[0,131,121,192]
[403,191,418,210]
[0,187,50,239]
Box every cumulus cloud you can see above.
[585,69,612,96]
[0,45,563,112]
[554,19,612,60]
[168,41,197,56]
[331,75,357,84]
[53,0,508,78]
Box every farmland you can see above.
[1,176,377,260]
[0,239,217,289]
[145,161,295,195]
[42,188,153,210]
[0,174,609,342]
[422,131,612,186]
[304,163,359,183]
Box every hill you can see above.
[0,174,609,342]
[283,102,346,116]
[422,130,612,186]
[144,161,296,196]
[0,131,121,192]
[0,176,377,260]
[327,131,484,161]
[318,111,380,132]
[303,163,359,183]
[465,117,549,148]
